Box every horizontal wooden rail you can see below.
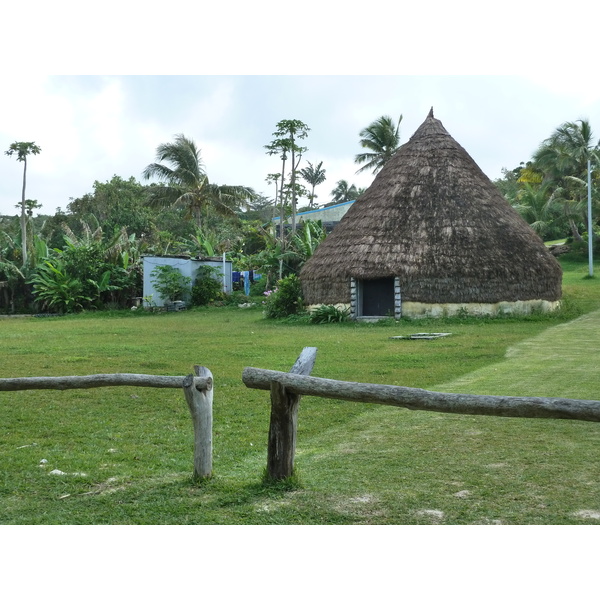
[242,367,600,423]
[0,374,210,392]
[1,369,213,480]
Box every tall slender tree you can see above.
[5,141,42,267]
[265,120,310,235]
[300,160,326,208]
[355,114,402,175]
[143,134,255,233]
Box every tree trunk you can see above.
[279,155,286,243]
[291,138,297,235]
[569,219,584,243]
[20,158,28,268]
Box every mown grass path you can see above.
[436,308,600,400]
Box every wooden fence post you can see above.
[183,366,213,481]
[266,347,317,481]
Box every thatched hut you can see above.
[300,109,562,319]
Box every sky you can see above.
[2,74,599,218]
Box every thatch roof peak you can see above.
[409,109,451,142]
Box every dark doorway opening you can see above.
[361,278,395,316]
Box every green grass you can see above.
[1,255,599,524]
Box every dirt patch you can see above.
[454,490,471,498]
[573,510,600,520]
[415,509,445,523]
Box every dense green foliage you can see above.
[263,274,304,318]
[151,265,191,304]
[191,266,223,306]
[495,119,599,244]
[309,304,351,323]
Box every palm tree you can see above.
[355,114,402,175]
[300,160,326,208]
[512,182,562,240]
[143,134,256,233]
[265,119,310,235]
[330,180,360,205]
[5,141,42,267]
[531,120,600,241]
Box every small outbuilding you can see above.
[300,109,563,319]
[142,255,232,307]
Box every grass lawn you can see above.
[1,255,599,525]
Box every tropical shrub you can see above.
[263,274,304,319]
[28,258,92,313]
[191,266,222,306]
[151,265,191,303]
[309,304,351,323]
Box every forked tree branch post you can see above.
[183,366,214,481]
[266,347,317,480]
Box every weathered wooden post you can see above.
[183,365,213,481]
[266,347,317,481]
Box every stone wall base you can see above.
[400,299,561,319]
[306,299,561,320]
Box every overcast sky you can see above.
[2,74,599,218]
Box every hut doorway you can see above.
[360,277,395,317]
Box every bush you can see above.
[191,266,223,306]
[309,304,351,324]
[249,276,268,297]
[263,274,304,319]
[151,265,191,303]
[29,258,91,313]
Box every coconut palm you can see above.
[355,114,402,175]
[330,180,360,205]
[143,134,256,233]
[512,182,562,240]
[532,120,600,241]
[300,160,326,208]
[533,120,598,180]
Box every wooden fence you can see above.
[4,347,600,484]
[242,347,600,480]
[0,368,213,481]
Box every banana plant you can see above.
[28,258,92,313]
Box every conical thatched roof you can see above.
[300,109,562,307]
